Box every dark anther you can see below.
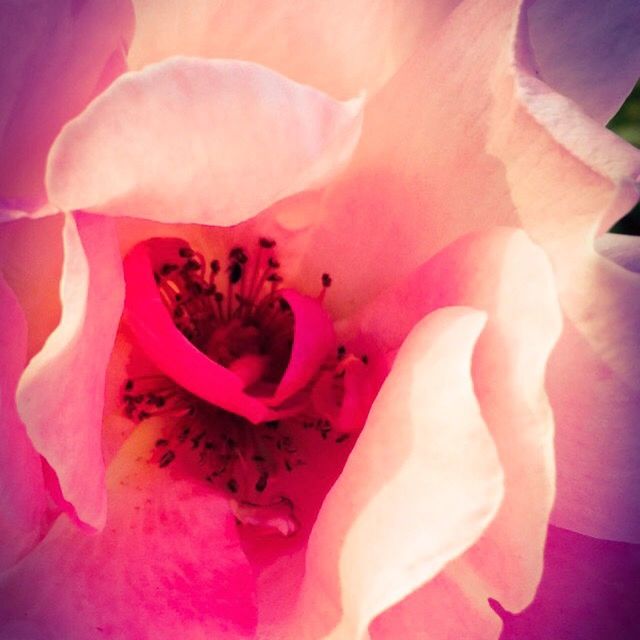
[265,420,280,430]
[259,237,276,249]
[337,345,346,359]
[226,437,237,449]
[361,354,369,365]
[267,273,283,283]
[252,455,266,462]
[285,459,293,472]
[278,297,291,311]
[210,259,221,274]
[255,472,269,493]
[228,262,243,284]
[187,281,203,295]
[214,291,224,302]
[155,438,169,447]
[161,263,178,276]
[184,259,201,271]
[227,478,239,493]
[229,247,248,264]
[174,307,184,318]
[178,247,194,258]
[159,450,176,468]
[124,379,134,391]
[150,395,166,408]
[322,273,332,288]
[191,431,206,449]
[153,272,161,284]
[268,257,280,269]
[178,426,191,443]
[204,442,215,450]
[335,434,350,444]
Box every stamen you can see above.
[123,238,366,537]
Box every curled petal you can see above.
[350,226,561,634]
[46,58,363,226]
[0,426,257,639]
[0,0,133,202]
[491,0,640,541]
[0,276,46,571]
[286,307,503,639]
[17,213,124,530]
[269,289,336,406]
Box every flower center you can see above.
[121,237,370,536]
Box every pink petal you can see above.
[0,425,257,639]
[46,58,363,226]
[269,289,336,406]
[283,307,503,638]
[0,0,133,202]
[278,0,526,315]
[493,1,640,542]
[17,212,124,530]
[128,1,459,99]
[286,0,640,542]
[0,276,46,571]
[527,0,640,123]
[346,227,561,636]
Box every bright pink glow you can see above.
[0,427,258,638]
[123,238,270,423]
[123,238,337,423]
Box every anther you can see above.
[228,262,243,284]
[255,471,269,493]
[259,237,276,249]
[159,450,176,468]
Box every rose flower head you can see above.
[1,1,640,639]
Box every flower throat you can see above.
[121,237,367,536]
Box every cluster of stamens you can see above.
[122,237,366,535]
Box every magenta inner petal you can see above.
[268,288,336,407]
[123,239,270,424]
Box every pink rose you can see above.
[1,1,639,639]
